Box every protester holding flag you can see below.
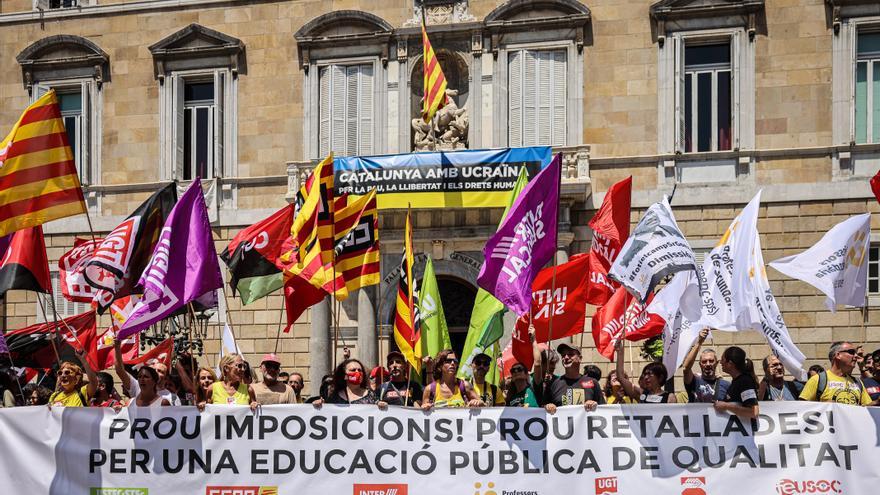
[213,354,259,410]
[799,342,874,406]
[327,358,377,405]
[681,329,730,403]
[714,346,760,418]
[603,371,635,405]
[614,339,676,404]
[112,338,180,406]
[377,351,422,407]
[48,350,97,408]
[123,366,171,409]
[422,349,483,409]
[539,343,605,412]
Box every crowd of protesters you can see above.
[2,332,879,415]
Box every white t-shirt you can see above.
[125,372,181,406]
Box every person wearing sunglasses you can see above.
[252,353,296,405]
[422,349,483,409]
[212,354,259,411]
[48,349,98,408]
[540,343,605,413]
[799,341,874,405]
[377,351,422,407]
[505,362,539,407]
[470,353,504,406]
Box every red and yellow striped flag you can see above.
[283,153,335,277]
[393,208,421,371]
[421,22,448,123]
[0,90,86,237]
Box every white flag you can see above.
[218,323,242,373]
[696,191,763,331]
[750,228,806,380]
[769,213,871,312]
[648,271,703,375]
[610,196,700,303]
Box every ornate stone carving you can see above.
[405,1,475,27]
[411,88,469,152]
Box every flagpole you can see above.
[36,296,64,366]
[3,348,28,405]
[546,152,563,353]
[274,296,285,355]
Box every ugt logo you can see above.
[595,476,618,494]
[681,477,707,495]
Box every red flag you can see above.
[4,311,95,368]
[58,314,98,355]
[512,316,535,371]
[283,276,326,332]
[528,255,589,342]
[125,338,172,369]
[590,286,665,360]
[0,226,51,297]
[58,237,102,303]
[91,327,138,370]
[871,169,880,204]
[585,177,632,306]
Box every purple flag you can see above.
[0,331,8,354]
[477,153,560,316]
[118,179,223,338]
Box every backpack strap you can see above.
[76,388,88,407]
[428,381,436,402]
[458,380,467,399]
[817,371,827,399]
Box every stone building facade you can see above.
[0,0,879,392]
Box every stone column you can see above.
[309,296,331,397]
[357,286,378,369]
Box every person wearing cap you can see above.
[469,352,504,406]
[537,342,604,413]
[377,351,423,407]
[252,353,296,405]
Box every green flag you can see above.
[419,256,451,358]
[458,167,529,381]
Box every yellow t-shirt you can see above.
[50,385,90,407]
[211,382,250,405]
[607,395,636,404]
[799,370,871,405]
[433,382,467,409]
[472,382,505,406]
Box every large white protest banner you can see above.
[1,403,878,494]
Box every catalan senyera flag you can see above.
[0,90,86,237]
[284,153,335,277]
[393,208,421,372]
[293,189,379,301]
[421,23,448,123]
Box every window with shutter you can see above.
[318,63,375,157]
[855,31,880,144]
[682,42,732,153]
[508,49,567,147]
[32,81,96,186]
[37,272,90,321]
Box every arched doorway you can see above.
[436,275,476,357]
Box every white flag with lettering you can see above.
[647,271,703,375]
[769,213,871,312]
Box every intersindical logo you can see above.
[776,480,843,495]
[352,484,408,495]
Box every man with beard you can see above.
[469,353,504,406]
[288,372,305,403]
[800,341,873,405]
[538,343,604,413]
[252,354,296,404]
[681,328,730,403]
[758,354,803,401]
[377,351,422,407]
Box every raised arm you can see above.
[681,328,709,385]
[113,337,135,396]
[615,339,638,400]
[75,349,98,399]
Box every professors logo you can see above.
[205,487,278,495]
[90,489,148,495]
[595,477,617,494]
[680,477,706,495]
[776,479,843,495]
[352,484,408,495]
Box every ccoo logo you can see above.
[776,480,843,495]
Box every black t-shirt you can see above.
[863,377,880,401]
[328,389,377,405]
[546,375,605,406]
[724,374,759,407]
[378,380,424,406]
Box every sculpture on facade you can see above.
[412,88,469,152]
